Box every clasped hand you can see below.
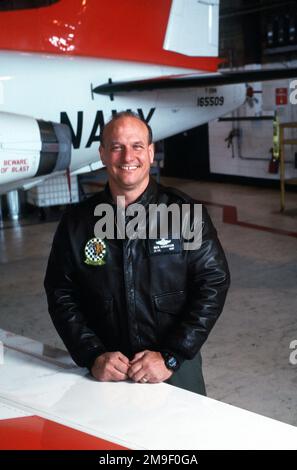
[91,350,173,383]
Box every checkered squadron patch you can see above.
[84,238,107,266]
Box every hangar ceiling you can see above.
[220,0,297,67]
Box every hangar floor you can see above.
[0,177,297,427]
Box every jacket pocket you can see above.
[87,296,118,347]
[102,297,113,315]
[100,297,116,332]
[153,290,186,315]
[153,291,186,340]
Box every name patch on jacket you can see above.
[147,238,182,256]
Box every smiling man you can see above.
[44,111,230,395]
[99,114,154,205]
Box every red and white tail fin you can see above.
[164,0,219,57]
[0,0,220,71]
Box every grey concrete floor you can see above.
[0,177,297,426]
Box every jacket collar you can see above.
[103,177,158,208]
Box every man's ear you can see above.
[99,145,106,165]
[149,143,154,164]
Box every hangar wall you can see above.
[209,61,297,180]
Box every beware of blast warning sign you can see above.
[0,159,30,175]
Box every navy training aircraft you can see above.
[0,0,297,194]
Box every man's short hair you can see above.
[100,111,153,146]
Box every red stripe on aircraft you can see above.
[0,0,220,71]
[0,416,129,450]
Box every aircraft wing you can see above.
[94,67,297,96]
[1,328,297,450]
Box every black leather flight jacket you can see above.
[44,178,230,370]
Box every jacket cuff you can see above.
[85,348,106,372]
[160,349,186,370]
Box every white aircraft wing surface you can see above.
[0,329,297,450]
